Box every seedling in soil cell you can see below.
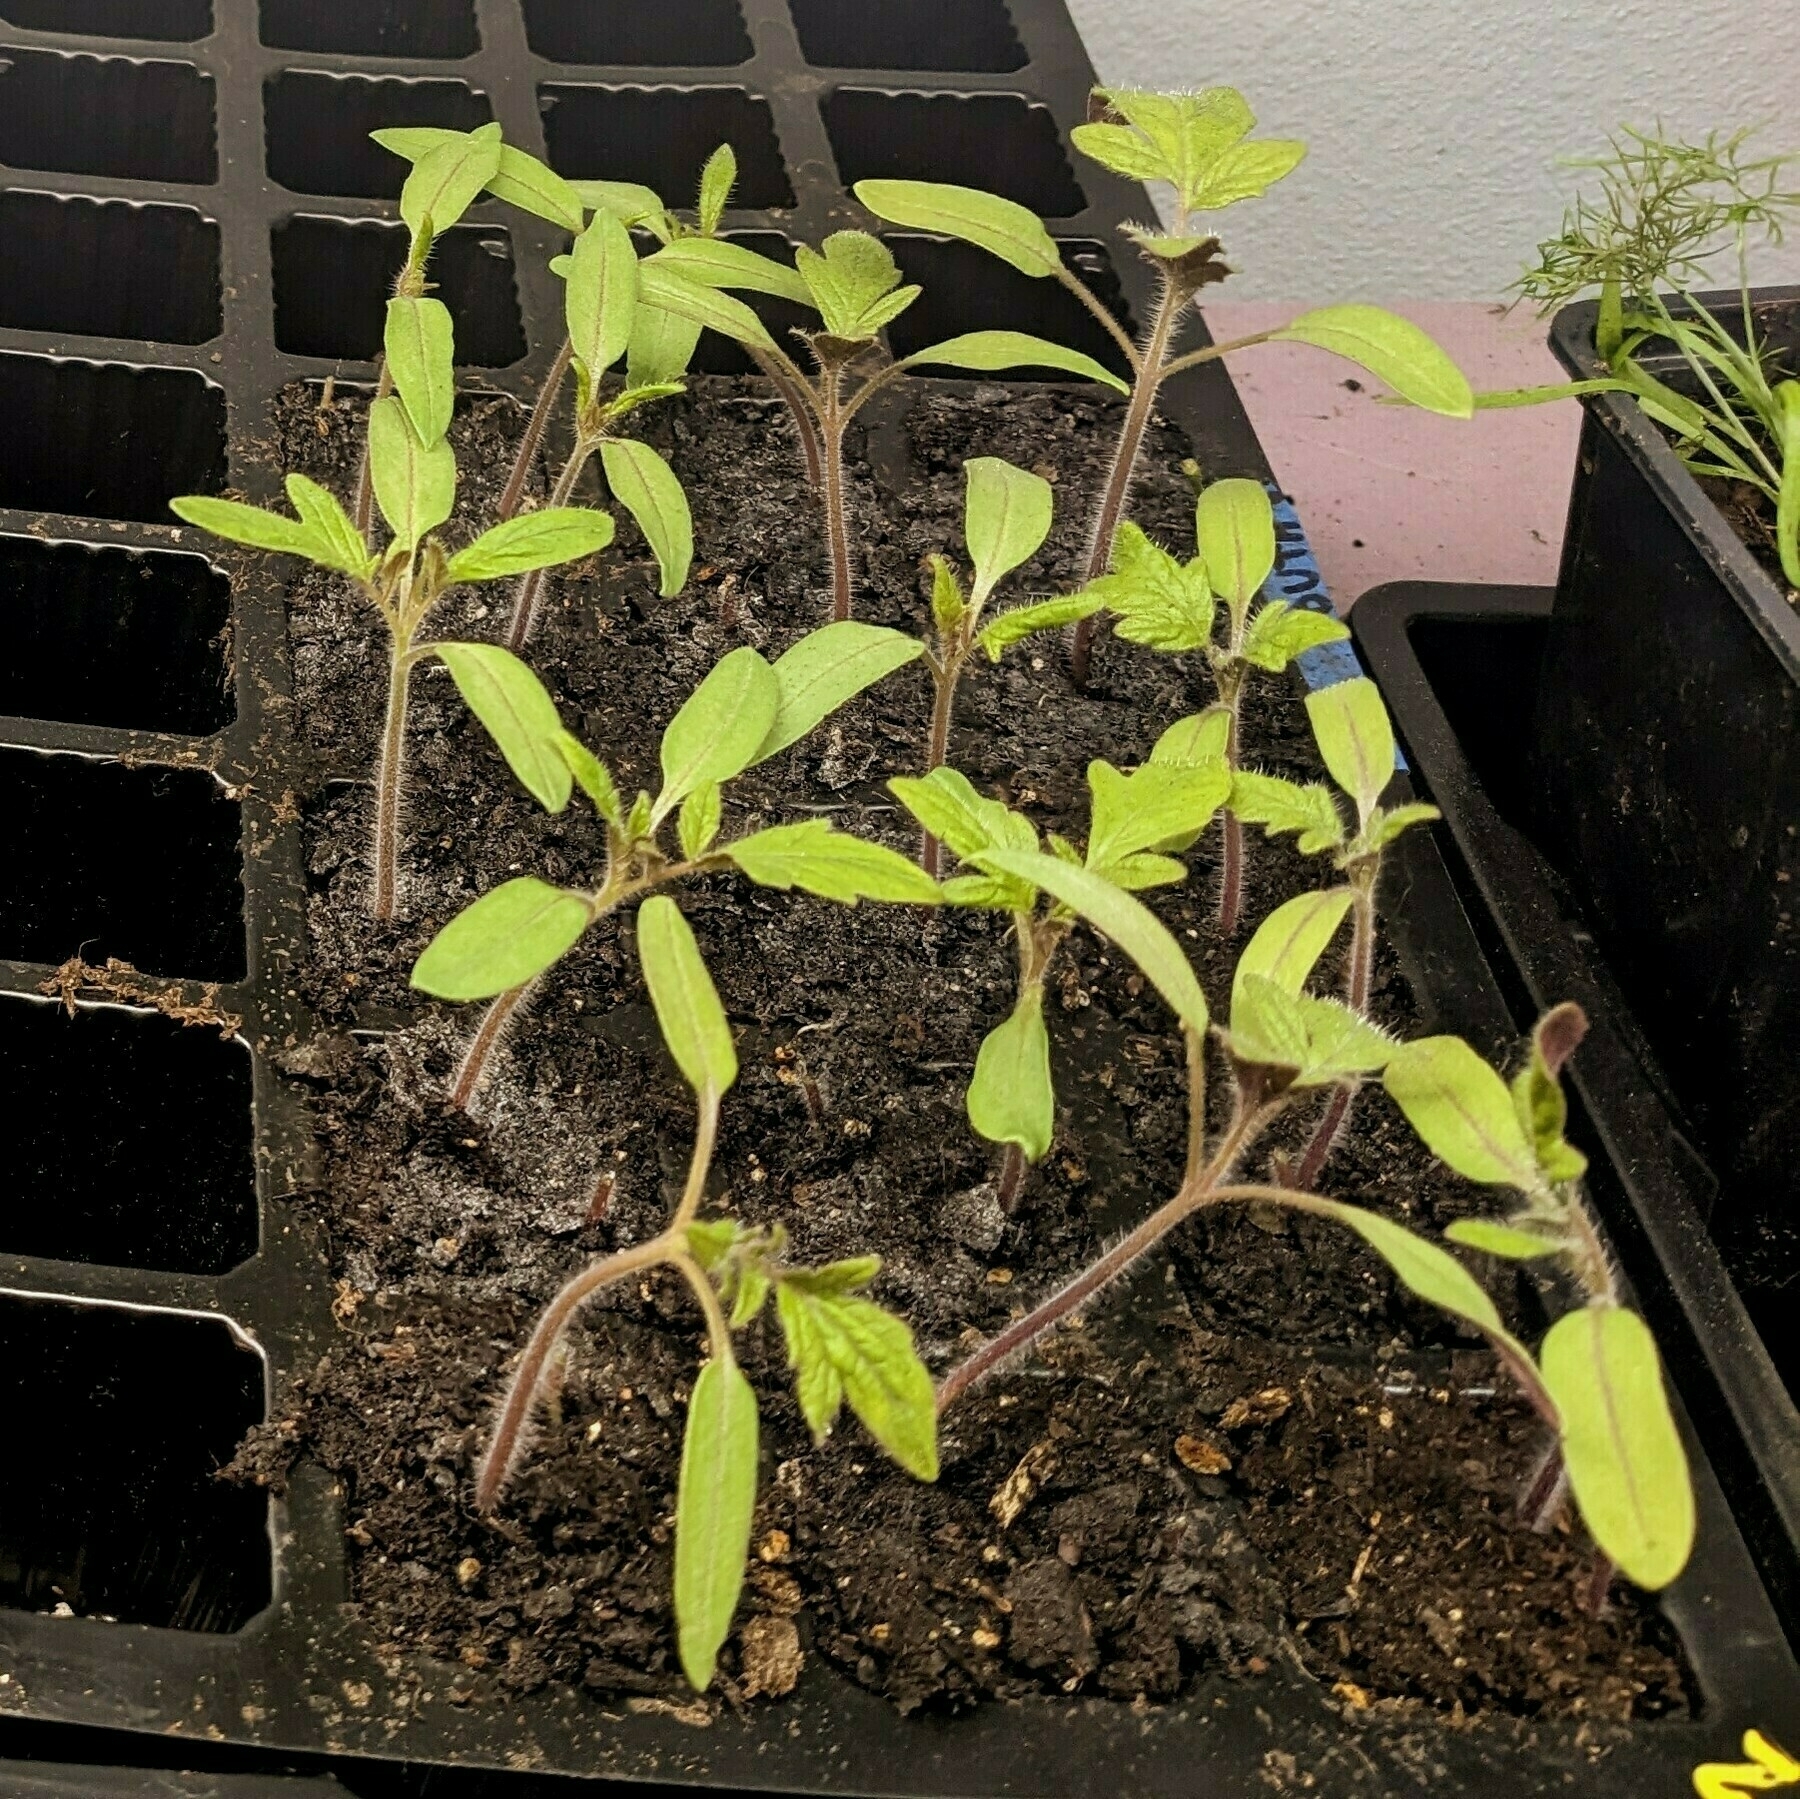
[854,85,1475,680]
[410,623,936,1107]
[475,895,937,1691]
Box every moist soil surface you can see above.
[235,374,1688,1733]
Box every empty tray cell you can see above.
[272,215,524,365]
[259,0,477,58]
[0,538,233,735]
[686,231,810,375]
[0,1294,268,1629]
[0,354,226,524]
[821,89,1083,218]
[0,995,255,1273]
[264,71,491,200]
[0,48,216,185]
[788,0,1023,71]
[0,191,220,344]
[0,0,211,39]
[0,748,244,982]
[885,236,1131,380]
[523,0,750,66]
[540,84,793,209]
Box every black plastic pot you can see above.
[1533,292,1800,1311]
[2,2,1799,1792]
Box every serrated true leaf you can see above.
[599,438,691,597]
[1384,1036,1544,1192]
[1232,889,1354,1005]
[555,730,621,826]
[1444,1218,1565,1260]
[1151,708,1232,770]
[1195,477,1275,610]
[794,231,908,339]
[410,877,590,1000]
[656,646,780,819]
[637,894,736,1096]
[1086,759,1229,867]
[673,1355,758,1690]
[1240,600,1350,672]
[963,456,1053,607]
[1087,521,1213,651]
[968,984,1054,1161]
[435,641,573,813]
[696,142,736,235]
[566,209,639,382]
[852,180,1063,278]
[399,125,502,242]
[1292,994,1394,1084]
[1271,305,1473,418]
[755,622,924,764]
[727,820,941,905]
[1228,972,1311,1070]
[1354,801,1441,856]
[444,508,615,584]
[905,330,1127,393]
[1228,770,1345,854]
[1512,1020,1589,1184]
[1187,137,1307,209]
[284,475,373,579]
[1304,677,1394,824]
[685,1217,739,1270]
[888,768,1035,897]
[384,296,456,446]
[1069,120,1172,184]
[637,263,777,353]
[977,593,1103,660]
[647,236,811,305]
[367,394,455,551]
[1540,1307,1693,1589]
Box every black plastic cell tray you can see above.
[1,2,1798,1793]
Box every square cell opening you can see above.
[788,0,1024,72]
[821,89,1083,218]
[0,190,220,345]
[0,49,216,185]
[0,1295,268,1630]
[0,748,244,982]
[0,354,226,524]
[272,215,524,365]
[264,71,491,201]
[0,996,256,1274]
[0,538,233,735]
[259,0,477,58]
[0,0,211,39]
[884,236,1131,381]
[684,232,811,375]
[523,0,750,66]
[540,84,793,209]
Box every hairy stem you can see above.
[820,368,854,621]
[449,977,539,1111]
[1052,265,1143,372]
[505,436,595,653]
[497,336,573,524]
[995,1141,1028,1214]
[371,638,415,922]
[918,655,964,875]
[1218,685,1245,934]
[1291,878,1378,1189]
[751,349,824,490]
[1184,1026,1208,1188]
[354,360,396,546]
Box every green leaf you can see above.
[904,330,1127,393]
[968,983,1054,1160]
[730,1266,771,1327]
[1444,1218,1564,1260]
[369,125,463,165]
[1070,120,1173,184]
[678,781,722,859]
[977,593,1103,660]
[755,622,924,764]
[1150,708,1231,770]
[794,232,914,339]
[1271,305,1473,418]
[930,556,966,635]
[685,1218,739,1271]
[964,456,1054,607]
[1086,759,1229,867]
[571,178,667,229]
[434,641,573,814]
[637,264,777,353]
[647,236,811,306]
[674,1355,759,1690]
[696,142,736,235]
[384,296,456,446]
[1187,137,1307,209]
[1511,1011,1589,1184]
[1384,1036,1544,1191]
[599,438,691,597]
[170,494,322,562]
[488,144,585,233]
[852,180,1063,278]
[1304,677,1394,825]
[1774,380,1800,587]
[1292,994,1395,1083]
[555,730,621,827]
[1232,888,1354,1003]
[656,646,781,819]
[637,894,737,1097]
[626,305,703,388]
[1086,521,1213,652]
[284,475,374,579]
[399,124,502,241]
[1239,601,1350,672]
[726,821,941,905]
[1194,477,1275,611]
[410,877,590,1001]
[1540,1307,1694,1590]
[367,395,455,552]
[1353,801,1441,856]
[566,210,640,383]
[888,766,1035,875]
[443,507,615,584]
[1227,973,1311,1070]
[774,1282,938,1479]
[1227,770,1345,854]
[973,848,1208,1039]
[1073,87,1302,216]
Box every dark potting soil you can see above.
[233,375,1688,1732]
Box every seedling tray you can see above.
[2,1,1799,1792]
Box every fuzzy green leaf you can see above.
[1233,888,1354,1003]
[1540,1307,1694,1590]
[1240,601,1351,672]
[678,781,722,859]
[1444,1218,1564,1260]
[284,475,374,579]
[444,508,615,584]
[170,494,324,562]
[637,263,777,353]
[852,179,1062,277]
[1272,305,1473,418]
[1069,120,1173,184]
[410,877,590,1000]
[571,179,667,229]
[566,210,640,382]
[384,296,456,447]
[755,622,924,764]
[647,236,810,305]
[1086,521,1213,651]
[1384,1036,1544,1191]
[1292,994,1395,1084]
[794,232,913,339]
[1227,770,1346,854]
[489,144,585,232]
[1151,708,1232,770]
[1187,136,1307,209]
[656,646,780,819]
[930,556,966,634]
[685,1218,739,1271]
[1226,973,1311,1071]
[696,142,736,236]
[674,1355,759,1690]
[974,848,1207,1039]
[555,730,621,827]
[600,438,691,597]
[968,983,1054,1161]
[638,894,737,1096]
[977,593,1102,661]
[1304,677,1394,825]
[904,330,1127,393]
[434,641,572,813]
[1086,759,1229,867]
[726,821,941,905]
[626,305,704,388]
[889,769,1035,908]
[1194,477,1275,610]
[399,124,502,241]
[1511,1010,1589,1184]
[367,395,454,552]
[1354,801,1441,856]
[964,456,1054,607]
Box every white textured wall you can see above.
[1064,0,1800,300]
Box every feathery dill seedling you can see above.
[475,895,937,1691]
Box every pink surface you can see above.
[1198,299,1583,609]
